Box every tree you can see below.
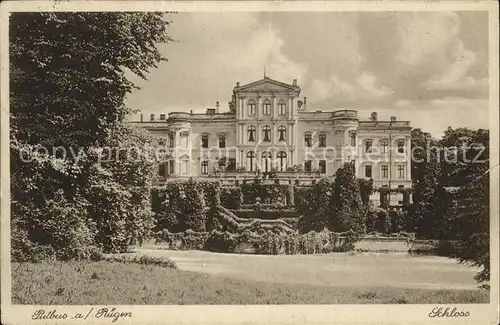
[446,170,490,284]
[438,128,490,284]
[10,12,174,258]
[10,12,173,148]
[330,162,365,234]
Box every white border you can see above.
[1,1,499,325]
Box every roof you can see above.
[235,76,301,93]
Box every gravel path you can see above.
[132,247,481,290]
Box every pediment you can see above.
[237,77,300,93]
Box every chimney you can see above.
[150,113,155,121]
[303,97,307,110]
[371,112,378,121]
[140,114,143,122]
[216,101,220,113]
[236,82,240,87]
[293,79,297,86]
[298,100,303,109]
[391,116,396,122]
[190,110,193,115]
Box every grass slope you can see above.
[11,261,488,304]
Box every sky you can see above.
[125,11,489,137]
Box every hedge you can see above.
[154,229,358,255]
[220,186,243,209]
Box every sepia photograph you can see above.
[1,1,499,324]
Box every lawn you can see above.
[11,259,488,304]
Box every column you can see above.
[239,97,244,118]
[257,95,261,119]
[241,97,246,118]
[406,136,411,181]
[288,97,293,120]
[273,95,277,119]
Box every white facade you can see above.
[131,77,412,205]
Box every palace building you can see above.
[131,77,412,205]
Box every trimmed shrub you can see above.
[220,186,243,209]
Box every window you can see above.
[365,140,373,153]
[319,160,326,174]
[263,125,271,142]
[201,160,208,175]
[248,126,256,142]
[398,185,404,189]
[159,114,166,120]
[263,99,271,115]
[304,160,312,172]
[247,100,256,115]
[218,134,226,148]
[169,134,175,147]
[381,165,389,178]
[180,132,189,148]
[158,138,166,146]
[397,165,405,178]
[382,185,388,188]
[218,157,226,169]
[398,139,405,153]
[365,165,372,178]
[246,151,256,171]
[381,140,388,153]
[304,133,312,147]
[278,126,286,142]
[169,161,174,174]
[158,163,166,178]
[278,100,286,115]
[180,157,189,175]
[201,133,209,148]
[227,158,236,172]
[277,151,287,171]
[261,151,272,172]
[150,114,155,121]
[350,131,356,146]
[319,133,327,147]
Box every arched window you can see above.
[263,99,271,115]
[277,151,287,171]
[246,151,256,172]
[261,151,272,172]
[278,100,286,115]
[201,160,208,175]
[247,126,256,142]
[247,100,256,116]
[278,125,286,141]
[263,125,271,142]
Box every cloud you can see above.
[231,23,306,84]
[357,73,394,98]
[125,11,489,136]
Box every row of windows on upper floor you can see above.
[244,99,288,116]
